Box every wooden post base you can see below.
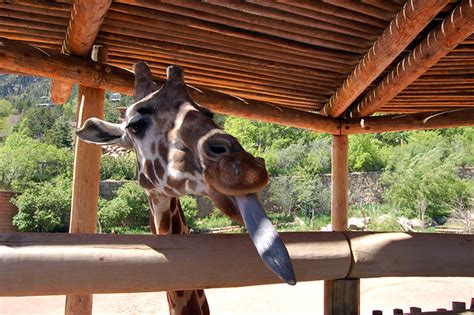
[324,279,360,315]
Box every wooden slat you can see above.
[353,0,474,117]
[0,38,340,134]
[50,0,111,104]
[321,0,447,117]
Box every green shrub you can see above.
[0,132,73,190]
[100,153,137,180]
[12,177,71,232]
[179,195,199,228]
[267,175,331,219]
[381,131,471,222]
[0,99,14,117]
[98,182,148,232]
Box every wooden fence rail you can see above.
[0,231,473,297]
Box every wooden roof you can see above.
[0,0,473,132]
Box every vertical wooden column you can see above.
[65,46,106,315]
[324,135,360,315]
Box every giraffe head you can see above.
[76,62,295,285]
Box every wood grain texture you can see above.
[321,0,447,118]
[50,0,112,104]
[354,0,474,117]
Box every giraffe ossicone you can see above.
[76,61,296,285]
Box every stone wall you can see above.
[0,191,17,232]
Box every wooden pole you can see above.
[66,46,107,315]
[341,109,474,135]
[50,0,112,104]
[353,0,474,117]
[325,135,360,315]
[321,0,447,118]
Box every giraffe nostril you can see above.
[204,138,232,158]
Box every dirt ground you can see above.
[1,278,473,314]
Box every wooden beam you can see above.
[321,0,447,118]
[50,0,112,104]
[342,109,474,134]
[0,38,340,134]
[66,45,107,315]
[0,232,472,297]
[353,0,474,117]
[0,232,351,296]
[325,135,359,315]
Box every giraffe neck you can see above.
[148,194,210,315]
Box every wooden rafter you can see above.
[0,38,339,134]
[353,0,474,117]
[320,0,447,118]
[342,109,474,134]
[50,0,111,104]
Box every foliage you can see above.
[349,134,385,172]
[0,99,14,117]
[180,195,199,228]
[267,174,331,220]
[194,208,234,232]
[98,182,149,232]
[1,75,51,113]
[103,99,121,124]
[100,153,137,180]
[43,115,73,148]
[350,204,402,232]
[224,116,321,156]
[14,107,73,146]
[0,132,73,190]
[12,177,71,232]
[381,131,471,222]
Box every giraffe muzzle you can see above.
[234,193,296,285]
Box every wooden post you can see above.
[66,45,107,315]
[325,135,360,315]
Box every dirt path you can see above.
[1,278,473,314]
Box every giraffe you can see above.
[76,61,296,314]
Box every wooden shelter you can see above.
[0,1,473,314]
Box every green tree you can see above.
[43,116,73,148]
[0,132,73,190]
[349,134,385,172]
[381,131,470,222]
[98,182,149,232]
[0,99,14,117]
[12,177,71,232]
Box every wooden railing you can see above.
[372,298,474,314]
[1,231,473,297]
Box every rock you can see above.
[397,216,414,232]
[348,217,366,231]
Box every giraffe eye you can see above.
[126,118,148,135]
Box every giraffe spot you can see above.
[197,289,204,298]
[144,160,158,184]
[158,210,171,234]
[176,290,185,297]
[167,176,186,193]
[188,290,204,315]
[158,142,169,162]
[153,158,164,179]
[138,173,154,190]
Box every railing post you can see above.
[324,135,360,315]
[65,45,107,315]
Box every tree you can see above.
[0,99,14,117]
[12,177,71,232]
[0,132,73,190]
[349,134,385,172]
[381,131,471,222]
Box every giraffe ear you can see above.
[76,118,132,148]
[133,61,160,101]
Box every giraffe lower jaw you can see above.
[234,194,297,286]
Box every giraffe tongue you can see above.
[234,194,296,285]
